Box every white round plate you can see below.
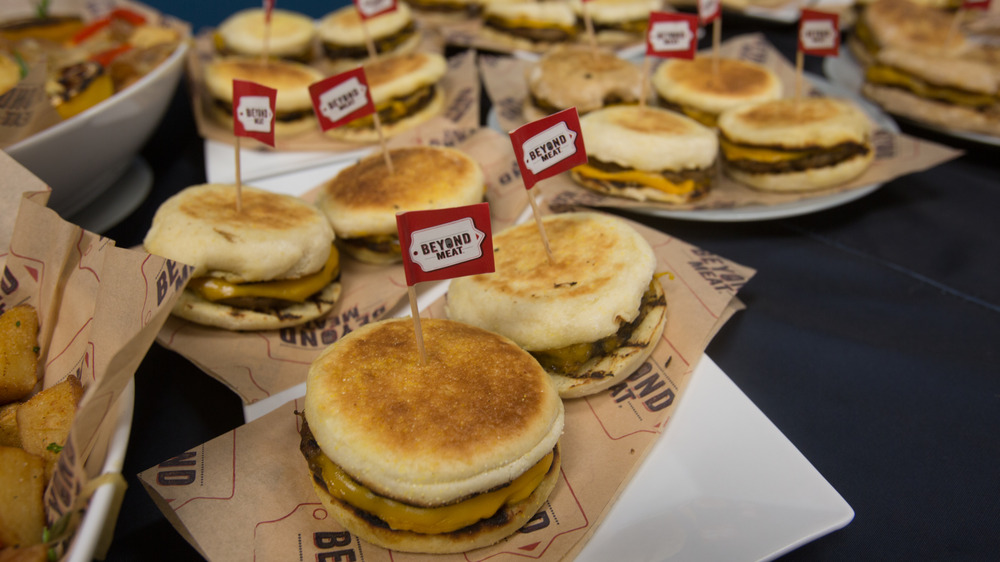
[823,52,1000,147]
[67,158,153,234]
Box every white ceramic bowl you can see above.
[5,40,189,218]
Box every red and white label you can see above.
[232,79,276,147]
[397,203,494,286]
[509,108,587,190]
[646,12,699,59]
[308,68,375,131]
[699,0,721,24]
[963,0,991,10]
[798,9,840,56]
[353,0,397,20]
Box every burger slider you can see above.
[317,2,421,68]
[716,97,874,192]
[446,212,667,398]
[862,48,1000,136]
[570,105,719,204]
[301,318,564,553]
[143,184,342,331]
[203,56,324,138]
[323,51,447,143]
[569,0,661,45]
[850,0,966,67]
[316,146,486,264]
[215,8,317,62]
[407,0,481,18]
[651,57,783,128]
[480,0,579,52]
[523,43,643,121]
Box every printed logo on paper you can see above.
[232,79,277,147]
[698,0,721,24]
[396,203,494,285]
[353,0,397,20]
[798,10,839,56]
[646,12,699,59]
[509,107,587,190]
[309,68,375,131]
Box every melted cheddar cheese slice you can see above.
[572,164,698,195]
[865,65,997,108]
[316,452,554,534]
[188,246,339,303]
[719,138,814,163]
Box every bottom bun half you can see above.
[309,444,562,554]
[724,149,875,193]
[172,281,342,331]
[323,88,445,144]
[548,279,667,398]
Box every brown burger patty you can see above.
[484,16,578,43]
[587,157,715,188]
[322,21,417,59]
[723,141,871,174]
[298,416,559,532]
[530,92,635,116]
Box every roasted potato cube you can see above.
[0,403,18,448]
[16,375,83,478]
[0,446,46,549]
[0,543,48,561]
[0,306,40,404]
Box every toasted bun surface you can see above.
[304,318,565,507]
[861,0,967,55]
[217,8,316,58]
[580,105,718,172]
[317,146,485,238]
[525,44,642,116]
[717,97,871,149]
[446,212,656,351]
[318,3,414,44]
[724,150,875,192]
[203,56,323,111]
[144,183,334,283]
[873,48,999,94]
[652,57,783,117]
[171,280,342,331]
[366,51,448,103]
[862,82,1000,136]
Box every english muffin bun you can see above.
[143,184,342,331]
[651,57,783,128]
[317,2,421,67]
[570,105,718,204]
[316,146,486,264]
[215,8,316,61]
[850,0,968,66]
[480,0,579,52]
[523,44,643,121]
[301,317,564,553]
[203,56,324,137]
[570,0,661,45]
[717,97,875,192]
[408,0,481,18]
[862,48,1000,136]
[323,51,447,143]
[446,212,667,398]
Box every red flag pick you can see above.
[232,79,277,147]
[353,0,398,20]
[796,10,840,99]
[396,202,494,363]
[308,67,376,131]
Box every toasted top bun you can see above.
[203,56,323,111]
[483,0,577,26]
[526,44,642,114]
[652,57,783,116]
[717,97,872,149]
[446,212,656,350]
[317,2,414,45]
[304,317,564,506]
[317,146,485,237]
[874,48,999,95]
[217,8,316,57]
[0,52,19,97]
[569,0,662,24]
[365,51,447,103]
[862,0,966,55]
[143,183,334,283]
[580,105,718,172]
